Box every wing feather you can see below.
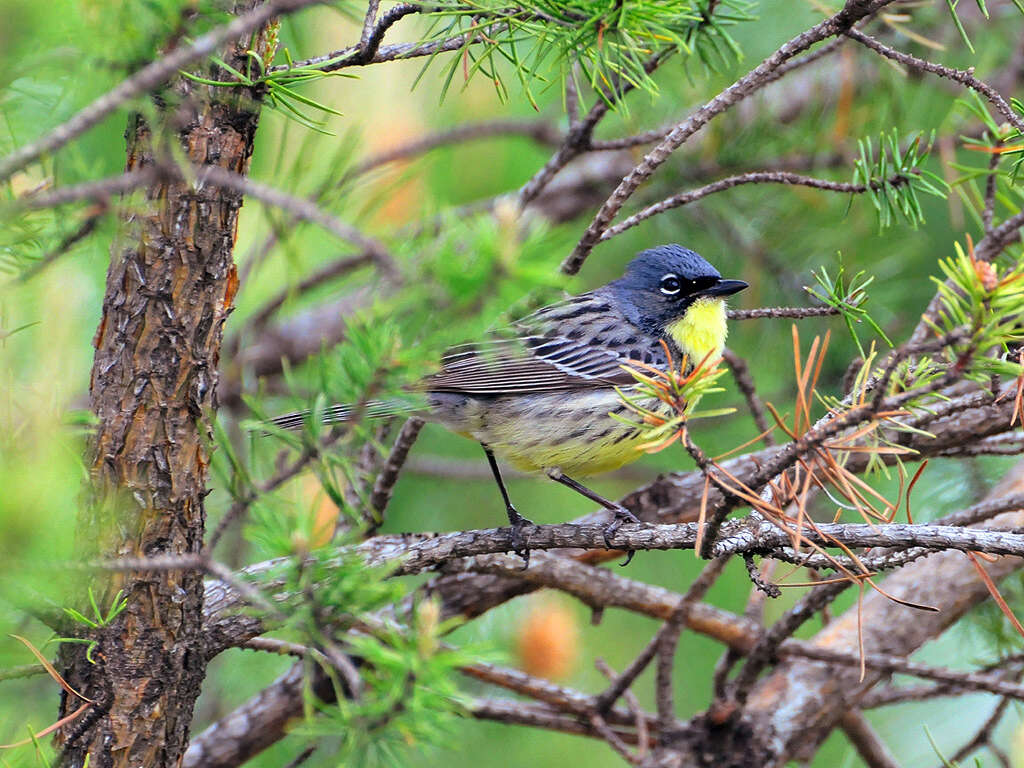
[426,294,643,395]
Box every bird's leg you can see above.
[544,468,641,566]
[483,447,534,566]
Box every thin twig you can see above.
[14,162,393,266]
[587,38,848,152]
[599,170,901,243]
[516,50,671,209]
[239,637,317,658]
[728,306,841,321]
[14,207,105,282]
[937,433,1024,457]
[975,208,1024,262]
[344,120,561,182]
[858,683,960,707]
[358,0,383,51]
[191,164,391,257]
[368,417,425,532]
[783,643,1024,701]
[845,28,1024,135]
[982,143,1002,233]
[342,421,394,537]
[16,168,158,209]
[0,0,322,183]
[949,695,1012,764]
[723,348,774,444]
[655,556,731,730]
[593,557,728,715]
[470,699,647,743]
[590,711,643,765]
[595,658,649,760]
[463,662,590,717]
[729,579,851,704]
[0,664,47,683]
[839,710,901,768]
[270,21,502,74]
[243,250,379,331]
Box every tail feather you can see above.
[265,399,420,432]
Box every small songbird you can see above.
[269,244,747,561]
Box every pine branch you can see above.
[0,0,323,183]
[845,28,1024,135]
[13,163,393,261]
[561,0,894,275]
[839,711,901,768]
[598,169,910,243]
[722,348,775,446]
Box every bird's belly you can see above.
[428,390,657,476]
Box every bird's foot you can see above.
[603,506,642,567]
[506,506,536,568]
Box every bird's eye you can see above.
[660,274,682,295]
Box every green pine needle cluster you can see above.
[927,242,1024,381]
[613,349,734,453]
[416,0,754,108]
[852,130,949,232]
[806,262,892,358]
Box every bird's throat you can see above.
[664,297,728,365]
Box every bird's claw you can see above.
[507,506,535,569]
[603,506,641,566]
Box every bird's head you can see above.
[610,244,747,362]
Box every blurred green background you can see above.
[2,1,1024,765]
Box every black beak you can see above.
[699,278,748,297]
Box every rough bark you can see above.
[56,5,272,766]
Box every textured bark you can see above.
[56,6,271,766]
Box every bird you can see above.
[268,244,747,563]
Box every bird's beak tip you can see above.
[703,278,748,297]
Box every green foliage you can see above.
[54,588,129,663]
[180,0,755,128]
[927,242,1024,381]
[62,587,127,630]
[852,130,949,232]
[954,91,1024,194]
[613,350,734,452]
[296,601,475,766]
[416,0,753,108]
[251,553,472,767]
[944,0,1024,52]
[966,569,1024,657]
[180,22,357,135]
[805,262,891,357]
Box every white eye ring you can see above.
[660,273,682,295]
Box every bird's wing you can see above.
[426,293,661,395]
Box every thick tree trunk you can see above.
[56,6,272,766]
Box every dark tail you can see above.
[266,399,421,432]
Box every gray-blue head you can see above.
[609,244,747,333]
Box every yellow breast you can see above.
[664,297,728,365]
